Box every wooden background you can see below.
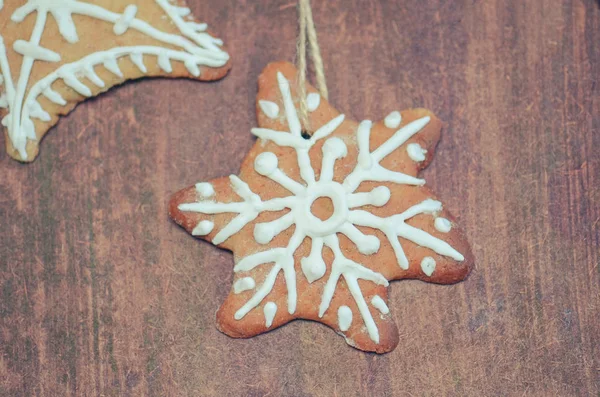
[1,0,599,396]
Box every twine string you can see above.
[297,0,328,132]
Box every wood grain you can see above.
[1,0,599,395]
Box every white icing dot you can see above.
[234,277,256,294]
[357,235,380,255]
[407,143,427,162]
[259,100,279,119]
[421,256,436,277]
[370,186,391,207]
[434,217,452,233]
[301,256,326,283]
[384,111,402,129]
[307,93,321,112]
[371,295,389,315]
[254,152,278,176]
[322,137,347,159]
[253,223,276,245]
[338,306,353,332]
[192,220,214,236]
[195,182,214,198]
[264,302,277,328]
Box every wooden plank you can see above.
[0,0,598,395]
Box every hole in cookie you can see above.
[310,197,334,221]
[301,130,311,140]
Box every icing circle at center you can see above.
[296,182,348,237]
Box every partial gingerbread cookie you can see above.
[0,0,230,161]
[169,62,473,353]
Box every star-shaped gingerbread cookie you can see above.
[169,62,473,353]
[0,0,230,161]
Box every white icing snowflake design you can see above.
[0,0,229,160]
[176,70,466,346]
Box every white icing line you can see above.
[338,305,353,331]
[339,223,380,255]
[27,100,49,121]
[5,8,49,159]
[372,117,430,163]
[83,65,105,88]
[347,186,390,208]
[42,87,66,105]
[157,53,172,73]
[187,22,207,32]
[174,7,191,17]
[264,302,277,327]
[13,40,60,62]
[19,46,224,158]
[103,57,123,77]
[343,117,429,192]
[320,137,347,181]
[371,295,389,315]
[155,0,225,52]
[129,52,147,73]
[233,277,256,294]
[407,143,427,162]
[434,217,452,233]
[384,111,401,129]
[258,100,279,119]
[306,92,320,112]
[276,72,302,137]
[349,198,463,269]
[301,237,326,283]
[0,38,15,103]
[113,5,138,35]
[254,212,295,244]
[63,74,91,97]
[319,235,387,344]
[421,257,436,277]
[184,60,200,77]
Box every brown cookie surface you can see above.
[169,61,473,353]
[0,0,231,161]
